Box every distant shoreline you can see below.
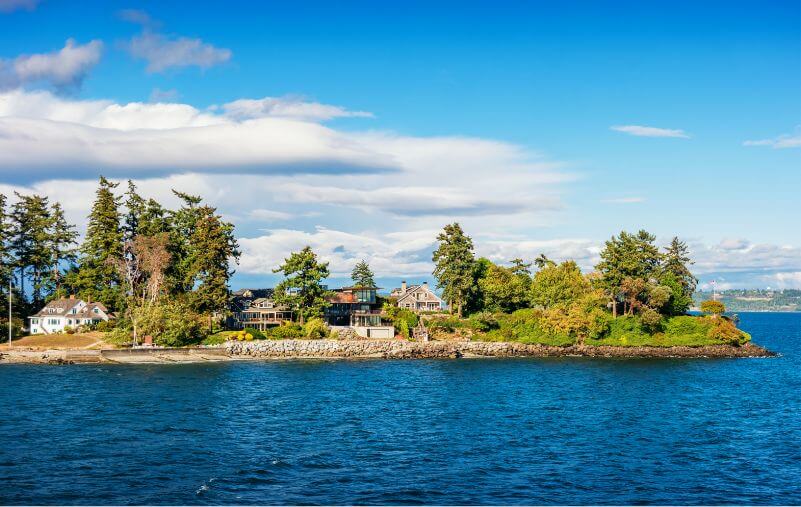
[0,339,776,364]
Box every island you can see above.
[0,179,774,364]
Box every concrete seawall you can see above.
[225,339,775,359]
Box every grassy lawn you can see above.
[0,332,114,350]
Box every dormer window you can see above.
[93,308,99,314]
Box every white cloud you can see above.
[743,129,801,149]
[0,89,569,227]
[762,272,801,289]
[611,125,690,138]
[127,30,231,73]
[248,209,294,222]
[222,96,373,122]
[0,39,102,90]
[238,227,438,277]
[601,197,645,204]
[0,0,38,13]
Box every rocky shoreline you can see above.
[0,339,776,364]
[223,339,775,360]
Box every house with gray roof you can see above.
[28,296,113,335]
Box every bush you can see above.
[63,325,75,335]
[267,323,304,339]
[105,326,133,346]
[303,318,329,339]
[468,311,500,332]
[243,327,267,340]
[94,320,116,332]
[132,299,208,347]
[383,305,419,334]
[639,307,664,331]
[397,318,410,339]
[700,300,726,316]
[707,317,750,346]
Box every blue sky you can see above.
[1,0,799,290]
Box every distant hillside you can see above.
[694,289,801,312]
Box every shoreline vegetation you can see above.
[1,179,772,363]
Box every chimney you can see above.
[423,282,428,290]
[69,294,75,299]
[401,281,407,293]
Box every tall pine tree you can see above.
[46,202,78,297]
[188,206,240,328]
[10,193,53,309]
[74,176,123,309]
[432,223,475,317]
[351,260,376,287]
[273,246,331,325]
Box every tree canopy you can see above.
[351,259,376,287]
[432,223,475,317]
[273,246,331,325]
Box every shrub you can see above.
[243,327,267,340]
[63,325,75,335]
[397,318,410,339]
[106,326,133,346]
[303,318,329,339]
[707,317,750,346]
[469,311,500,332]
[95,320,116,332]
[700,300,726,316]
[639,307,664,331]
[383,305,419,333]
[267,323,304,339]
[132,299,208,347]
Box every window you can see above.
[31,318,38,324]
[93,308,99,314]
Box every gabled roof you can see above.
[395,284,443,304]
[31,298,82,317]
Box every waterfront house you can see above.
[325,286,395,338]
[390,281,444,312]
[229,289,293,331]
[28,296,112,334]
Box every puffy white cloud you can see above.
[762,271,801,289]
[743,129,801,149]
[611,125,690,138]
[238,227,438,277]
[221,96,373,121]
[0,39,102,90]
[0,0,38,13]
[127,30,231,73]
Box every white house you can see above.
[28,296,112,335]
[390,281,444,312]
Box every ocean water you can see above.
[1,312,800,505]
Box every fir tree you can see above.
[10,193,53,308]
[273,246,331,325]
[351,259,376,287]
[660,237,697,315]
[596,230,663,316]
[47,202,78,296]
[188,206,240,328]
[167,190,204,293]
[74,176,123,309]
[432,223,475,317]
[122,180,146,242]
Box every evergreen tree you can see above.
[122,180,146,242]
[351,259,376,287]
[534,254,555,270]
[432,223,475,317]
[188,206,240,328]
[273,246,331,325]
[596,230,663,316]
[73,176,123,309]
[139,198,170,236]
[660,237,697,315]
[0,194,12,310]
[10,193,53,308]
[167,190,204,294]
[510,258,532,276]
[47,202,78,296]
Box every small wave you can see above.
[195,477,216,495]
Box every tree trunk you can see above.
[611,299,617,318]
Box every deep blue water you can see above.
[1,313,800,505]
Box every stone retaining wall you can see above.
[225,339,775,359]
